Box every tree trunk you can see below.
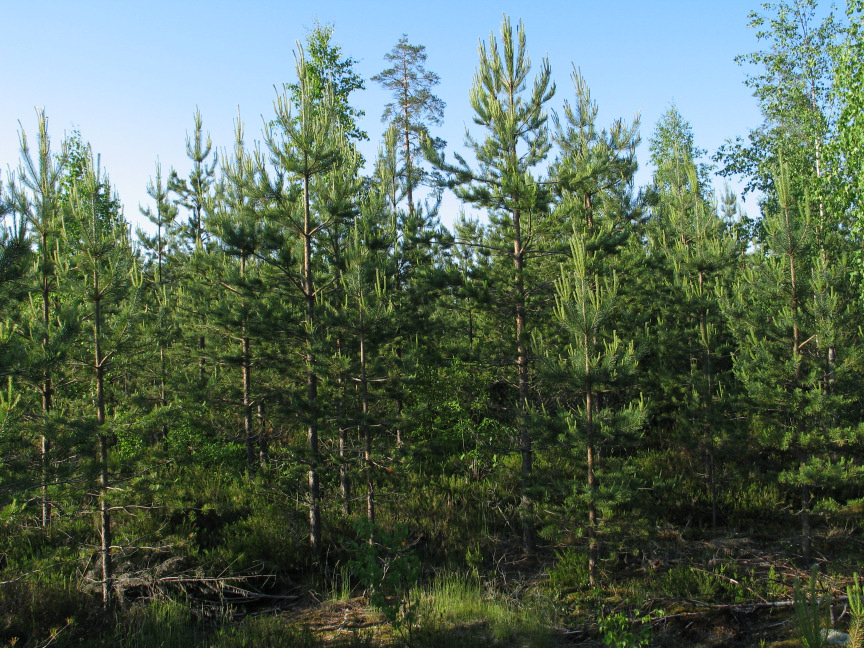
[788,235,811,564]
[801,477,812,565]
[338,370,351,516]
[159,346,167,442]
[41,435,50,529]
[360,322,374,525]
[303,172,321,555]
[198,334,206,385]
[336,333,350,516]
[41,235,52,529]
[241,253,255,473]
[403,93,414,217]
[95,288,112,611]
[585,334,597,586]
[340,425,351,517]
[395,345,404,452]
[513,207,534,553]
[243,334,254,473]
[257,402,269,470]
[99,432,112,612]
[698,283,718,537]
[707,445,717,536]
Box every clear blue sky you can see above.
[2,0,786,230]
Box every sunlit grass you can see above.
[414,573,553,648]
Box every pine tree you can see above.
[649,146,739,534]
[338,205,394,525]
[167,110,218,402]
[169,109,217,250]
[545,68,644,570]
[6,112,71,529]
[208,118,277,472]
[539,234,646,586]
[373,35,445,217]
[427,15,555,552]
[551,66,640,265]
[367,125,450,455]
[261,46,347,554]
[138,161,179,441]
[66,148,140,610]
[139,161,178,286]
[727,162,862,564]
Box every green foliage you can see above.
[168,108,217,248]
[0,572,96,646]
[416,573,553,648]
[598,609,654,648]
[210,615,319,648]
[793,567,828,648]
[847,573,864,648]
[648,104,712,192]
[107,599,200,648]
[3,12,864,648]
[437,14,555,216]
[832,1,864,286]
[348,518,420,645]
[656,563,749,603]
[716,0,840,210]
[288,21,366,141]
[546,549,590,593]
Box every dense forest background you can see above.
[3,1,864,646]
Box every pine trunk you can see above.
[360,322,374,525]
[257,403,269,470]
[95,286,112,611]
[303,172,321,555]
[243,334,254,472]
[513,207,534,553]
[586,338,597,587]
[41,232,52,528]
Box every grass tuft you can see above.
[414,572,553,648]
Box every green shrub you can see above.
[598,609,654,648]
[793,568,828,648]
[348,519,420,646]
[655,562,748,603]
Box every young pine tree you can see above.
[261,45,348,554]
[727,163,862,564]
[6,113,75,529]
[650,153,739,534]
[538,234,646,586]
[427,15,555,552]
[66,149,141,610]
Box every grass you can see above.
[412,573,554,648]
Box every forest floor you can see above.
[202,525,860,647]
[5,520,860,647]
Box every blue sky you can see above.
[2,1,780,230]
